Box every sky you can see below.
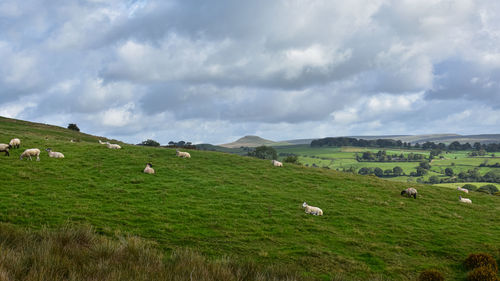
[1,0,500,145]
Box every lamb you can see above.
[302,202,323,216]
[143,163,155,174]
[457,187,469,193]
[20,148,40,161]
[271,160,283,167]
[105,141,121,149]
[400,188,418,199]
[46,148,64,158]
[0,143,11,156]
[9,138,20,148]
[176,149,191,158]
[459,196,472,204]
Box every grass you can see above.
[0,116,499,280]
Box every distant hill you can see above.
[219,135,290,148]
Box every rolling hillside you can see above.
[0,116,499,280]
[219,135,290,148]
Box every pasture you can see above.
[0,117,499,280]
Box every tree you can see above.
[67,123,80,132]
[393,166,403,176]
[429,176,440,184]
[416,167,428,176]
[140,139,160,147]
[374,167,383,177]
[419,161,430,170]
[445,168,454,177]
[248,146,277,160]
[384,169,393,176]
[358,167,372,175]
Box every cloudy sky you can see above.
[1,0,500,144]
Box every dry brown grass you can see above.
[0,224,304,281]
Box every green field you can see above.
[0,117,499,280]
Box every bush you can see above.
[464,253,498,271]
[283,155,299,164]
[462,184,478,192]
[140,139,160,147]
[418,269,445,281]
[67,123,80,132]
[477,185,499,195]
[466,266,499,281]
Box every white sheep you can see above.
[46,148,64,158]
[401,188,418,199]
[302,202,323,216]
[459,196,472,204]
[20,148,40,161]
[271,160,283,167]
[9,138,20,148]
[143,163,155,174]
[98,140,106,145]
[0,143,11,156]
[176,149,191,158]
[457,187,469,193]
[105,141,121,149]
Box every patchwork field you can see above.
[0,117,499,280]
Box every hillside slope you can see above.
[0,117,499,280]
[220,135,290,148]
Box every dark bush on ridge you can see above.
[477,185,499,195]
[462,184,478,192]
[418,269,445,281]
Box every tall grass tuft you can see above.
[0,223,305,281]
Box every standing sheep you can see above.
[143,163,155,174]
[302,202,323,216]
[9,138,20,148]
[400,188,418,199]
[0,143,11,156]
[46,148,64,158]
[20,148,40,161]
[459,196,472,204]
[457,187,469,193]
[176,149,191,158]
[271,160,283,167]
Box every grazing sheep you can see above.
[46,148,64,158]
[400,188,418,199]
[98,140,106,145]
[459,196,472,204]
[302,202,323,216]
[105,141,121,149]
[20,148,40,161]
[457,187,469,193]
[143,163,155,174]
[9,138,20,148]
[176,149,191,158]
[0,143,11,156]
[271,160,283,167]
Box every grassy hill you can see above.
[0,116,499,280]
[219,135,290,148]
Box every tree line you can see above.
[310,137,500,152]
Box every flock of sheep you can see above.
[399,186,473,204]
[1,136,475,218]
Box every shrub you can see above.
[140,139,160,147]
[466,266,499,281]
[418,269,445,281]
[283,155,299,164]
[464,253,498,271]
[462,184,478,192]
[67,123,80,132]
[477,185,499,195]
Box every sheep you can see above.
[105,141,121,149]
[459,196,472,204]
[400,188,418,199]
[457,187,469,193]
[20,148,40,161]
[46,148,64,158]
[9,138,20,148]
[302,202,323,216]
[271,160,283,167]
[0,143,11,156]
[176,149,191,158]
[143,163,155,174]
[98,140,106,145]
